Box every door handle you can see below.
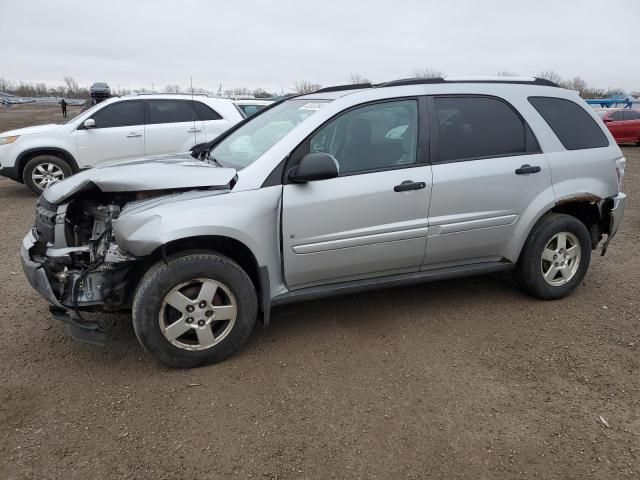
[394,180,426,192]
[187,128,202,133]
[126,132,142,138]
[515,164,541,175]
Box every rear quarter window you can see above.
[528,96,609,150]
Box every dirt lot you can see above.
[1,105,638,479]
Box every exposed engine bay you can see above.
[31,191,144,312]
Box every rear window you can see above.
[529,97,609,150]
[192,101,222,121]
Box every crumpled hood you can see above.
[2,123,60,137]
[44,154,237,203]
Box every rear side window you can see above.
[148,100,193,124]
[192,101,222,121]
[90,100,144,128]
[528,97,609,150]
[434,96,534,162]
[623,110,640,121]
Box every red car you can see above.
[596,108,640,145]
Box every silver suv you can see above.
[21,77,626,367]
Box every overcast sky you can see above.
[1,0,638,93]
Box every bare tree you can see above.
[294,81,322,94]
[252,88,272,98]
[232,87,250,96]
[412,68,445,79]
[63,76,78,95]
[563,76,588,96]
[537,70,563,85]
[349,73,371,84]
[164,84,181,93]
[605,88,625,97]
[496,70,518,77]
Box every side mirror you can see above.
[83,118,96,129]
[288,152,339,183]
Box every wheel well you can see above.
[145,235,264,308]
[551,198,603,248]
[16,148,79,182]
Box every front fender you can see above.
[113,186,285,295]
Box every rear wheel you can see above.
[23,155,72,194]
[514,213,591,300]
[132,251,258,368]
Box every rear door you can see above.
[192,101,229,142]
[424,95,552,268]
[282,98,432,289]
[144,99,204,156]
[75,100,145,167]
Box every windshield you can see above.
[209,99,331,169]
[595,109,608,118]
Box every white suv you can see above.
[0,94,243,193]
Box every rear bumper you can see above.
[602,192,626,255]
[20,229,63,308]
[608,192,626,239]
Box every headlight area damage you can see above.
[22,191,146,343]
[21,156,239,344]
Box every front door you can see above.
[75,100,145,167]
[282,98,432,289]
[424,95,554,268]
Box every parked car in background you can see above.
[233,99,274,117]
[596,108,640,145]
[21,77,626,367]
[0,94,243,193]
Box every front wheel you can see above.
[514,213,591,300]
[132,251,258,368]
[23,155,72,194]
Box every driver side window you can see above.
[309,100,418,175]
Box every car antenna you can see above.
[190,76,197,147]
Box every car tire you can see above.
[132,251,258,368]
[23,155,72,194]
[514,213,591,300]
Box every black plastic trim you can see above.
[376,77,558,88]
[315,83,374,93]
[258,266,271,327]
[271,261,513,307]
[0,165,19,181]
[15,147,80,180]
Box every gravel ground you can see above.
[1,105,638,479]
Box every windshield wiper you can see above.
[207,154,225,168]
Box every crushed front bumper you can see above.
[21,228,64,307]
[602,192,626,255]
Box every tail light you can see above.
[615,157,626,192]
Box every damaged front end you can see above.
[21,156,239,343]
[21,191,142,342]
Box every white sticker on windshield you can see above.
[299,102,325,111]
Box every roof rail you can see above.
[133,92,212,97]
[377,77,445,87]
[315,83,374,93]
[315,76,559,93]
